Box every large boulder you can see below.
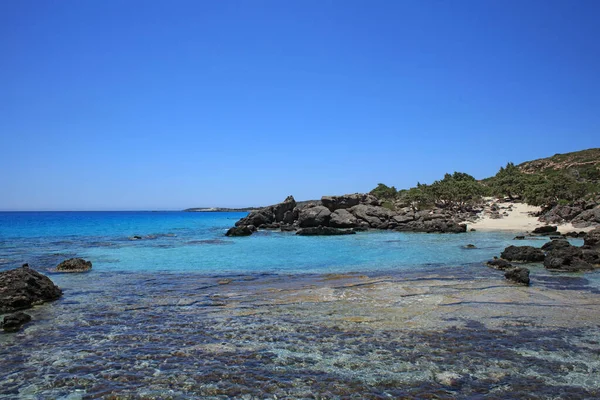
[541,239,572,252]
[572,206,600,228]
[55,258,92,273]
[297,206,331,228]
[531,225,558,235]
[0,265,63,313]
[505,267,530,286]
[544,246,596,272]
[225,225,255,237]
[329,209,359,228]
[235,208,274,228]
[296,227,356,236]
[321,194,380,211]
[539,204,584,225]
[584,227,600,250]
[1,312,32,332]
[272,195,296,222]
[500,246,545,263]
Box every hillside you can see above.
[518,148,600,184]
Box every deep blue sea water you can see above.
[0,211,573,275]
[3,212,600,399]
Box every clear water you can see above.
[0,211,576,275]
[2,212,599,399]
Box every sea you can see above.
[1,211,599,399]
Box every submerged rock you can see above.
[505,267,530,286]
[500,246,545,263]
[296,227,356,236]
[55,258,92,273]
[486,258,514,270]
[0,264,62,313]
[1,312,32,332]
[463,244,477,249]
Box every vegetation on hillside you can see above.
[370,148,600,211]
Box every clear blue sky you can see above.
[1,0,598,210]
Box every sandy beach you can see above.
[464,200,596,233]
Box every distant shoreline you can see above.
[183,207,258,212]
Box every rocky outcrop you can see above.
[572,206,600,228]
[1,312,32,332]
[321,194,379,211]
[298,206,331,228]
[583,227,600,250]
[296,227,356,236]
[543,245,598,272]
[227,194,469,235]
[225,226,255,237]
[500,246,545,263]
[329,209,359,228]
[55,258,92,273]
[541,239,571,251]
[505,267,530,286]
[0,265,62,313]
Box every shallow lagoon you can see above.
[1,212,599,399]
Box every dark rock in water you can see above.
[514,236,525,240]
[55,258,92,273]
[505,267,530,286]
[1,312,32,332]
[584,227,600,250]
[298,206,331,228]
[130,235,143,240]
[565,231,586,238]
[463,244,476,249]
[329,209,358,228]
[532,225,558,235]
[500,246,545,263]
[296,227,356,236]
[0,264,62,313]
[470,228,476,232]
[541,239,571,252]
[549,236,564,240]
[321,193,380,211]
[486,258,514,270]
[235,209,274,228]
[225,226,255,237]
[544,245,597,271]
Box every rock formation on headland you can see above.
[226,194,467,236]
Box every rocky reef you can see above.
[228,194,468,235]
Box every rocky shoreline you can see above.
[226,194,471,236]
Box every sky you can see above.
[0,0,599,211]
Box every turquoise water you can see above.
[0,211,570,275]
[4,212,600,399]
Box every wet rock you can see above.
[298,206,331,228]
[544,246,596,272]
[130,235,143,240]
[514,236,525,240]
[532,225,558,235]
[296,227,356,236]
[1,312,32,332]
[486,258,514,270]
[541,239,571,252]
[225,226,255,237]
[0,264,63,313]
[505,267,530,286]
[280,225,297,232]
[55,258,92,273]
[470,228,476,232]
[463,244,476,249]
[329,209,359,228]
[500,246,545,263]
